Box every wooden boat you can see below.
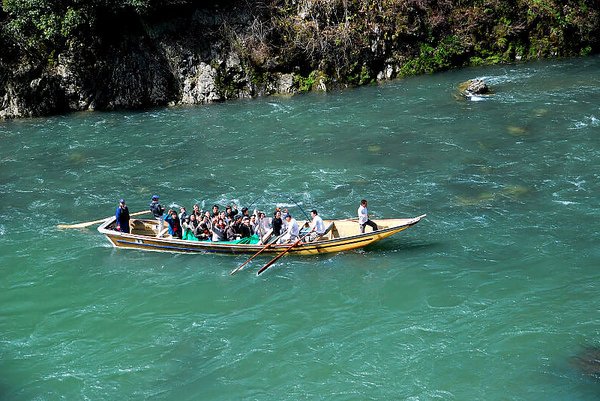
[97,213,426,256]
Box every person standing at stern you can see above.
[358,199,378,233]
[115,199,130,233]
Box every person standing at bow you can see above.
[115,199,130,233]
[358,199,378,233]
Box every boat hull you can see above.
[98,215,425,256]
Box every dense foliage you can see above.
[0,0,598,117]
[265,0,599,84]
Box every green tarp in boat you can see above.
[182,231,260,245]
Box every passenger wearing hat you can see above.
[149,194,166,237]
[115,198,130,233]
[279,213,299,244]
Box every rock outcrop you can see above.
[0,1,598,119]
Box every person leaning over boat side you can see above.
[164,209,183,239]
[115,199,130,233]
[149,194,166,236]
[307,209,325,242]
[358,199,378,233]
[279,213,299,244]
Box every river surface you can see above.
[1,56,599,400]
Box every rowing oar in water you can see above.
[256,231,311,276]
[56,210,148,229]
[229,232,286,276]
[230,221,307,275]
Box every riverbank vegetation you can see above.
[1,0,598,118]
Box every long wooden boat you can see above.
[97,214,426,256]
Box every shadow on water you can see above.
[242,239,440,272]
[572,345,600,380]
[359,238,441,254]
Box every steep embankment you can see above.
[0,0,598,119]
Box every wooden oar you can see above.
[229,232,285,276]
[230,220,307,276]
[256,231,309,276]
[57,210,148,229]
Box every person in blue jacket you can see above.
[115,199,130,233]
[149,194,165,236]
[164,209,183,239]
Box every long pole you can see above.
[57,210,148,229]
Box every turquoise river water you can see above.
[1,56,599,400]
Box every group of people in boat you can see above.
[116,195,334,244]
[114,195,378,243]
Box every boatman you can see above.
[307,209,326,242]
[358,199,378,233]
[279,213,299,244]
[115,199,130,233]
[149,194,166,237]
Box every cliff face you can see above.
[1,0,599,119]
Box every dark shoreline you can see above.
[1,0,598,119]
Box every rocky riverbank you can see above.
[1,0,598,119]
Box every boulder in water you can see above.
[457,79,491,100]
